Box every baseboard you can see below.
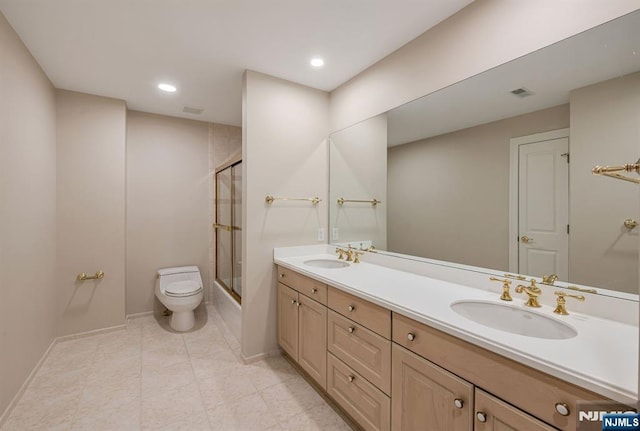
[0,337,57,427]
[0,322,126,426]
[56,323,127,343]
[125,310,154,325]
[241,347,282,365]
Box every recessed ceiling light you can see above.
[310,57,324,68]
[158,83,177,92]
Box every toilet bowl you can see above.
[155,266,204,331]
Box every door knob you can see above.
[520,235,533,244]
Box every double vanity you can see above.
[274,245,638,431]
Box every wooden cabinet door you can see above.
[474,389,557,431]
[277,282,299,360]
[298,294,327,389]
[392,344,473,431]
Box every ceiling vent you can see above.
[510,87,534,98]
[183,106,204,115]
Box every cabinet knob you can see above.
[348,327,355,333]
[555,403,570,416]
[348,375,355,382]
[348,305,355,312]
[296,301,301,307]
[280,273,285,278]
[454,399,464,409]
[407,332,416,341]
[290,299,297,305]
[476,412,487,423]
[311,288,317,294]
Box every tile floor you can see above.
[1,305,351,431]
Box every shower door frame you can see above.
[214,156,242,304]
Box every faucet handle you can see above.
[489,277,513,301]
[542,274,559,285]
[553,291,585,315]
[335,247,346,260]
[353,251,364,263]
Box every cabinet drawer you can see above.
[328,287,391,338]
[327,310,391,395]
[277,266,328,305]
[327,353,390,431]
[392,312,601,431]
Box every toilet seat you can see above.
[164,280,202,297]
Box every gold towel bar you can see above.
[592,159,640,184]
[265,195,321,205]
[77,271,105,281]
[337,197,381,206]
[213,223,241,231]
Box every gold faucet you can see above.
[489,277,513,301]
[515,279,542,308]
[542,274,559,285]
[336,245,356,261]
[358,243,377,253]
[353,251,363,263]
[553,291,585,315]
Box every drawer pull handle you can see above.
[454,399,464,409]
[476,412,487,423]
[348,305,355,312]
[290,299,297,305]
[311,288,318,294]
[348,327,355,333]
[555,403,570,416]
[348,375,355,382]
[407,332,416,341]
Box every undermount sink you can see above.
[451,300,577,340]
[303,259,350,269]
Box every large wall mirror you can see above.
[329,10,640,299]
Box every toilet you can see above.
[155,266,204,331]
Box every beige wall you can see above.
[243,71,329,360]
[0,12,57,417]
[329,114,387,249]
[126,111,211,315]
[388,104,569,271]
[569,73,640,294]
[56,90,127,335]
[330,0,640,132]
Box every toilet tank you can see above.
[157,266,203,290]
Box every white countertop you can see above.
[274,250,638,405]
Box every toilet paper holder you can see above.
[77,271,105,281]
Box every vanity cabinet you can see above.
[392,343,473,431]
[393,313,600,431]
[277,265,605,431]
[276,280,327,389]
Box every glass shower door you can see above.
[215,160,242,303]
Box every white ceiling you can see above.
[387,10,640,146]
[0,0,473,126]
